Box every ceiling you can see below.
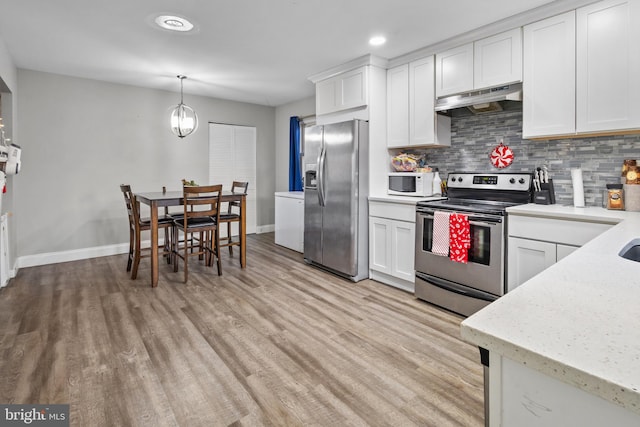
[0,0,559,107]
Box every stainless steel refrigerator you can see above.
[303,119,369,281]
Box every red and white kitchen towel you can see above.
[449,213,471,263]
[431,211,471,263]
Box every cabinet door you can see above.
[507,237,557,292]
[316,78,337,116]
[474,28,523,90]
[340,67,368,110]
[576,0,640,132]
[391,220,416,282]
[275,196,304,252]
[523,11,576,138]
[409,56,437,146]
[556,243,578,261]
[370,217,392,274]
[387,64,409,148]
[435,43,474,97]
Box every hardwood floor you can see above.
[0,233,484,426]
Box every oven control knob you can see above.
[509,178,516,184]
[457,177,463,182]
[519,178,526,184]
[450,176,456,183]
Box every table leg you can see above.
[240,195,246,268]
[150,201,159,287]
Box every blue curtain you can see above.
[289,116,303,191]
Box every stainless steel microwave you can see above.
[388,172,434,197]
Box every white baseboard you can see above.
[17,242,132,269]
[256,224,275,234]
[15,226,276,269]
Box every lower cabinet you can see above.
[275,192,304,253]
[507,237,574,291]
[507,214,613,291]
[369,200,417,292]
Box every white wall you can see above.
[0,34,18,273]
[15,69,275,264]
[274,96,315,192]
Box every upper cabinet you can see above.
[435,44,474,97]
[436,28,522,98]
[315,66,368,116]
[524,0,640,139]
[387,56,451,148]
[474,28,523,90]
[576,0,640,133]
[523,11,576,138]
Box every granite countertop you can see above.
[461,203,640,415]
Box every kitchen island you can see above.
[461,204,640,426]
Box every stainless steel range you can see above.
[414,172,533,317]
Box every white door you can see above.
[576,0,640,132]
[208,123,257,236]
[507,237,556,292]
[523,11,576,138]
[474,28,522,90]
[409,56,436,146]
[391,220,415,282]
[386,64,409,148]
[435,43,474,97]
[369,217,392,274]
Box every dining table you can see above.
[135,189,247,287]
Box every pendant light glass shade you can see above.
[170,75,198,138]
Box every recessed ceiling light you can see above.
[155,15,194,32]
[369,36,387,46]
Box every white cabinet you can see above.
[435,43,474,97]
[387,57,451,148]
[523,11,576,138]
[524,0,640,138]
[474,28,523,90]
[369,200,417,292]
[436,28,522,97]
[507,214,613,291]
[386,64,409,147]
[315,66,368,116]
[576,0,640,133]
[508,237,559,290]
[275,192,304,253]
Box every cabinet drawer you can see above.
[508,215,612,247]
[369,201,416,222]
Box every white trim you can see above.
[308,54,389,83]
[387,0,599,68]
[17,242,130,268]
[256,224,274,234]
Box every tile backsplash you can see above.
[411,109,640,207]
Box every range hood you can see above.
[435,83,522,114]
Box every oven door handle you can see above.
[416,212,502,225]
[415,272,499,302]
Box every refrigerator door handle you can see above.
[318,145,326,207]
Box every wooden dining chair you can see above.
[172,184,223,282]
[219,181,248,256]
[120,184,173,279]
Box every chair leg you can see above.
[127,228,134,272]
[215,228,222,276]
[183,231,189,283]
[227,222,233,255]
[164,226,171,264]
[131,230,142,280]
[173,227,179,273]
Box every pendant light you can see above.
[170,75,198,138]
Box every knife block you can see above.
[534,179,556,205]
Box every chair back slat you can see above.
[120,184,141,232]
[183,184,223,223]
[228,181,248,212]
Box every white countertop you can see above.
[368,194,445,205]
[275,191,304,200]
[461,203,640,415]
